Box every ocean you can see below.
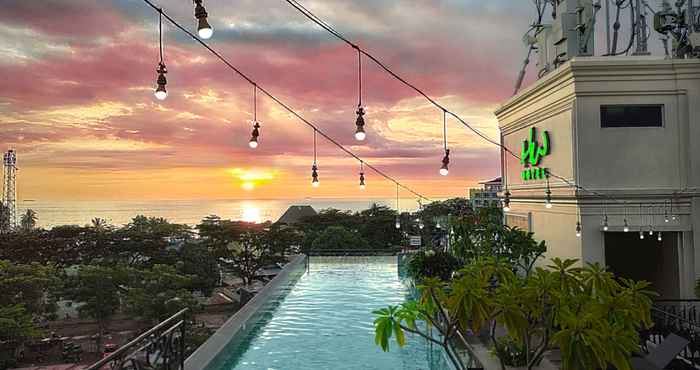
[17,198,430,228]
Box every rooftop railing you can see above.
[86,308,188,370]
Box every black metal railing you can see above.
[86,308,188,370]
[644,301,700,369]
[305,248,401,256]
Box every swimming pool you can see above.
[205,256,451,370]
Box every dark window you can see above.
[600,105,663,128]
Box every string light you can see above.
[648,205,654,235]
[576,221,582,238]
[603,215,609,231]
[671,198,677,221]
[154,10,168,100]
[139,0,431,205]
[602,202,609,231]
[502,189,511,212]
[417,200,424,229]
[623,204,629,232]
[359,162,366,190]
[545,179,552,209]
[639,204,646,239]
[249,85,260,149]
[281,0,694,236]
[658,231,662,242]
[354,48,366,141]
[664,199,669,222]
[440,110,449,176]
[193,0,213,39]
[311,130,319,187]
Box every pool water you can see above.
[207,256,450,370]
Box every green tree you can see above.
[115,216,192,266]
[266,223,302,258]
[221,231,279,286]
[62,265,128,352]
[374,257,656,370]
[310,226,369,251]
[0,260,59,318]
[19,209,37,231]
[124,264,198,324]
[356,204,402,250]
[159,243,220,296]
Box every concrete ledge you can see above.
[185,255,307,370]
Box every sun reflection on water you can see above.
[241,206,262,223]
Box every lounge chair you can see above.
[632,333,690,370]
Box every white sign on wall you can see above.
[409,236,422,247]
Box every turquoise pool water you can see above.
[207,256,450,370]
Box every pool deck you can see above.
[184,255,307,370]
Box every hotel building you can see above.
[496,56,700,299]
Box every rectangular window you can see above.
[600,105,663,128]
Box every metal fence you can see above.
[644,300,700,369]
[86,308,188,370]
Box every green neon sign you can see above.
[520,127,550,181]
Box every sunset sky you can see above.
[0,0,537,201]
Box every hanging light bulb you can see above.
[355,106,366,141]
[664,213,669,223]
[436,221,441,229]
[154,63,168,100]
[623,218,629,232]
[575,222,582,237]
[603,215,609,231]
[440,149,450,176]
[311,163,319,187]
[359,162,366,190]
[354,49,366,141]
[657,232,662,242]
[249,122,260,149]
[248,86,260,148]
[194,0,213,39]
[395,216,401,229]
[419,222,425,230]
[503,190,511,212]
[649,228,654,236]
[440,110,450,176]
[154,12,168,100]
[639,229,645,239]
[545,188,552,209]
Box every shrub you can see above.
[406,250,461,280]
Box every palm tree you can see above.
[19,209,37,231]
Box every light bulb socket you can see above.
[194,0,208,19]
[311,163,319,184]
[359,172,365,187]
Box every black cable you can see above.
[357,48,362,107]
[313,129,317,164]
[158,9,164,63]
[140,0,431,202]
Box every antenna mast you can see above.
[2,150,17,230]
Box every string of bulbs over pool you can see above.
[144,0,433,229]
[146,0,682,239]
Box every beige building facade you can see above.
[495,57,700,299]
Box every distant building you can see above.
[276,205,317,225]
[469,177,502,209]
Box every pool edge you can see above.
[185,254,308,370]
